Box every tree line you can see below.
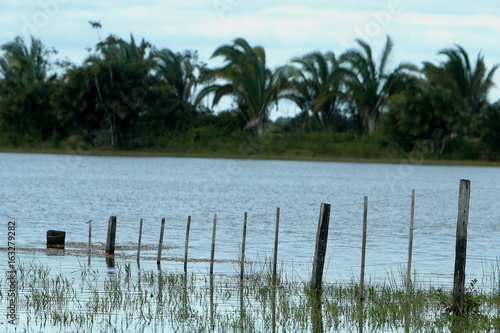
[1,25,499,159]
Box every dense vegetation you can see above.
[1,24,499,160]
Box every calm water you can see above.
[1,152,500,286]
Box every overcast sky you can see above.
[1,0,500,117]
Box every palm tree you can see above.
[340,36,416,133]
[422,45,498,136]
[196,38,291,136]
[86,34,153,146]
[55,34,154,147]
[154,48,201,105]
[287,51,344,132]
[0,36,57,143]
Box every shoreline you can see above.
[2,146,500,168]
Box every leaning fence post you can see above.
[240,212,248,282]
[210,214,217,276]
[406,190,416,302]
[137,218,143,260]
[272,207,280,285]
[360,197,368,301]
[311,203,331,292]
[87,219,92,265]
[157,218,166,265]
[106,216,117,256]
[184,216,191,274]
[452,179,471,316]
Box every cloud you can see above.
[1,0,499,100]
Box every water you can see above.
[1,152,500,286]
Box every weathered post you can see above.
[272,207,280,285]
[452,179,471,316]
[184,216,191,274]
[47,230,66,249]
[360,197,368,301]
[137,218,143,260]
[88,219,92,253]
[210,214,217,276]
[406,190,416,302]
[157,218,166,265]
[311,203,331,292]
[241,212,248,282]
[87,219,92,265]
[106,216,117,256]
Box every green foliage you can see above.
[196,38,293,136]
[286,51,344,132]
[1,34,499,161]
[339,35,418,134]
[0,37,59,145]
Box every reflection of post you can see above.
[157,218,166,266]
[358,303,364,333]
[452,179,471,316]
[273,207,280,285]
[210,214,217,276]
[272,287,277,333]
[239,212,247,333]
[239,279,244,332]
[182,273,188,318]
[241,212,247,282]
[406,190,415,302]
[210,274,215,329]
[360,197,368,301]
[137,218,143,260]
[106,256,115,268]
[311,293,324,333]
[184,216,191,274]
[311,203,331,292]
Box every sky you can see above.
[1,0,500,118]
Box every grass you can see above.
[4,259,500,332]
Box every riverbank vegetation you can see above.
[1,23,499,161]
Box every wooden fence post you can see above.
[88,219,92,265]
[157,218,166,265]
[273,207,280,285]
[406,190,416,302]
[184,216,191,274]
[452,179,471,316]
[106,216,117,256]
[311,203,331,292]
[210,214,217,276]
[137,218,143,260]
[241,212,248,282]
[88,219,92,253]
[360,197,368,301]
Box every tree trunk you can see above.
[256,117,265,137]
[367,111,378,134]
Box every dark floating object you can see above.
[46,230,66,249]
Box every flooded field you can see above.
[1,153,500,331]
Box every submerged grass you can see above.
[3,260,500,332]
[1,261,500,332]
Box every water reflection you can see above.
[106,256,115,269]
[358,303,364,333]
[271,286,277,333]
[310,291,323,333]
[240,280,245,332]
[210,275,215,329]
[45,248,65,256]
